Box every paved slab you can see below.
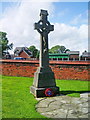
[36,93,90,119]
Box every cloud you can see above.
[49,23,88,54]
[56,8,69,18]
[0,2,54,52]
[1,0,89,2]
[70,10,88,25]
[1,0,60,2]
[0,1,88,55]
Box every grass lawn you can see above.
[56,80,90,97]
[2,76,90,118]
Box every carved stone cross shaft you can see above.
[34,9,54,68]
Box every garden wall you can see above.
[0,60,90,81]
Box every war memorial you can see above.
[30,10,59,98]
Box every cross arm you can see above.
[49,25,54,31]
[34,23,40,30]
[34,22,43,34]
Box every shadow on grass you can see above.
[60,90,90,95]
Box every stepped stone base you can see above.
[30,67,59,98]
[30,86,59,98]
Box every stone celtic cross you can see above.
[34,9,54,67]
[30,10,59,98]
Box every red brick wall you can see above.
[0,60,89,81]
[69,54,79,58]
[19,51,30,58]
[15,51,31,58]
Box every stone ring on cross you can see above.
[34,20,54,35]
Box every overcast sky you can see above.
[0,1,88,54]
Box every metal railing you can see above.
[27,57,90,61]
[49,57,90,61]
[2,57,90,61]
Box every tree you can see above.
[28,45,39,58]
[0,32,13,58]
[49,45,70,53]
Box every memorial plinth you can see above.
[30,10,59,98]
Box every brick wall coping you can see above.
[0,59,90,65]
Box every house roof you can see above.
[14,47,32,56]
[49,53,69,58]
[82,51,90,57]
[66,51,79,55]
[49,53,69,56]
